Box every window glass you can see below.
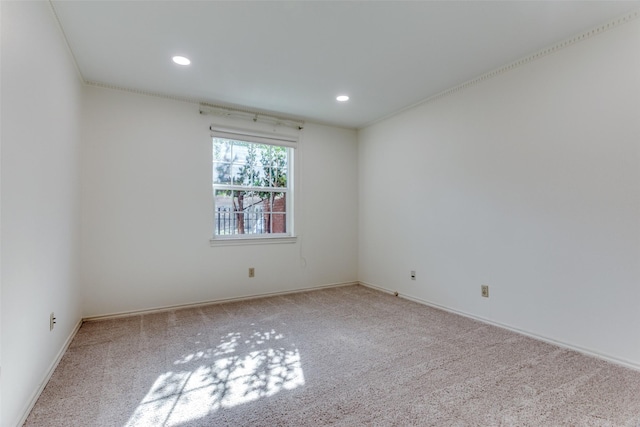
[212,137,292,239]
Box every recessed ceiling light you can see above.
[336,95,349,102]
[172,56,191,66]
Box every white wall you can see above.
[81,86,358,317]
[359,18,640,367]
[1,2,83,426]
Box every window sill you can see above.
[210,236,297,246]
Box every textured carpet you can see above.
[24,285,640,426]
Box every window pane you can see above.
[242,193,265,235]
[262,167,273,187]
[270,213,286,233]
[213,162,231,184]
[272,168,287,188]
[232,142,249,163]
[272,192,286,212]
[231,164,247,185]
[214,190,234,235]
[213,139,232,162]
[270,192,286,234]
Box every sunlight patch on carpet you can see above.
[125,329,305,426]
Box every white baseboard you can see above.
[16,319,83,427]
[83,281,359,322]
[359,281,640,372]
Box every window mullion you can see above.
[214,185,287,193]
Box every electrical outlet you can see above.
[50,312,56,331]
[481,285,489,298]
[410,270,416,280]
[249,267,255,278]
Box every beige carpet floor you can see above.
[25,285,640,426]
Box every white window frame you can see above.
[210,127,297,246]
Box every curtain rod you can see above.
[199,103,304,130]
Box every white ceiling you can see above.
[52,1,640,129]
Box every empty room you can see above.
[2,1,640,426]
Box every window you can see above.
[212,132,294,242]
